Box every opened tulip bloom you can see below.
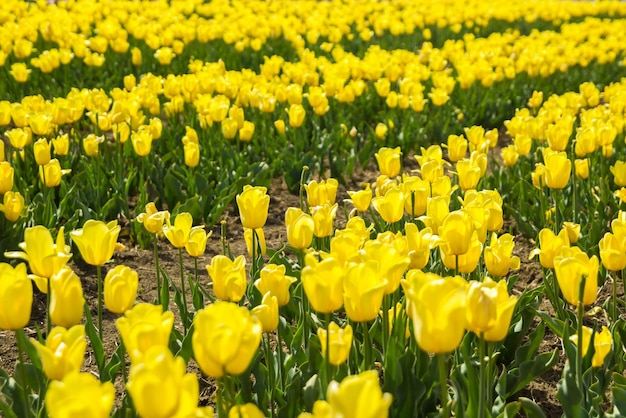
[192,301,262,378]
[206,255,247,302]
[163,212,193,248]
[32,325,86,381]
[570,326,612,368]
[254,263,297,307]
[371,187,405,224]
[305,178,339,207]
[46,372,115,418]
[484,232,521,277]
[529,228,570,269]
[70,220,120,266]
[318,322,353,366]
[136,202,170,235]
[116,303,175,364]
[236,185,270,229]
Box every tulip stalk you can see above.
[153,240,163,307]
[97,265,103,341]
[178,248,189,333]
[15,329,31,418]
[478,333,486,418]
[263,332,275,417]
[438,353,450,418]
[362,322,372,371]
[576,275,586,400]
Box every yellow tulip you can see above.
[343,261,387,322]
[82,134,104,157]
[34,138,52,165]
[288,104,306,128]
[40,159,69,188]
[501,145,519,167]
[543,150,571,189]
[360,239,409,295]
[221,118,239,140]
[513,134,532,156]
[570,326,612,368]
[465,280,498,334]
[251,292,279,332]
[154,47,175,65]
[104,265,138,314]
[374,147,402,178]
[131,130,153,157]
[371,187,405,224]
[229,404,265,418]
[5,127,30,148]
[325,370,393,418]
[405,223,434,270]
[131,47,142,66]
[192,301,262,378]
[127,346,200,418]
[236,185,270,229]
[440,232,483,274]
[347,184,372,212]
[46,372,115,418]
[183,140,200,168]
[32,325,86,381]
[611,161,626,187]
[9,62,31,83]
[0,161,13,194]
[482,279,519,342]
[438,210,475,256]
[528,228,570,269]
[553,247,599,306]
[312,203,338,238]
[70,220,120,266]
[575,158,589,179]
[116,303,175,364]
[445,134,468,162]
[136,202,170,236]
[375,122,388,139]
[163,212,193,248]
[285,207,314,250]
[206,255,247,303]
[403,270,467,354]
[254,263,296,307]
[318,322,352,366]
[50,266,85,327]
[1,191,24,222]
[185,227,211,258]
[301,253,344,313]
[599,232,626,271]
[484,233,521,277]
[305,178,339,207]
[563,222,581,244]
[0,263,32,330]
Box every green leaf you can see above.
[496,349,559,400]
[84,301,105,375]
[556,360,587,418]
[302,374,321,412]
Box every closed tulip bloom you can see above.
[131,130,153,157]
[484,233,521,277]
[285,207,314,250]
[318,322,352,366]
[343,261,387,322]
[239,121,255,142]
[529,228,570,269]
[34,138,52,165]
[502,145,519,167]
[183,140,200,168]
[46,372,115,418]
[305,178,339,207]
[163,212,193,248]
[40,159,68,188]
[186,227,211,258]
[127,345,200,418]
[192,301,262,378]
[236,185,270,229]
[0,263,32,330]
[312,203,338,238]
[136,202,170,236]
[439,210,475,255]
[563,222,581,244]
[405,223,434,270]
[575,159,590,179]
[418,195,449,235]
[4,225,71,291]
[372,187,405,224]
[221,118,238,140]
[325,370,393,418]
[50,266,85,327]
[0,161,13,194]
[229,403,265,418]
[82,134,104,157]
[599,232,626,271]
[375,147,402,178]
[274,119,286,134]
[611,161,626,187]
[570,326,612,368]
[375,123,388,140]
[360,240,409,295]
[554,247,599,306]
[543,150,571,189]
[288,104,306,128]
[32,325,86,381]
[465,280,498,334]
[70,220,120,266]
[254,264,296,307]
[1,191,24,222]
[206,255,247,302]
[251,292,279,332]
[10,63,31,83]
[482,278,519,342]
[116,303,175,364]
[440,233,483,274]
[446,134,468,162]
[403,270,467,353]
[301,253,344,313]
[401,175,429,217]
[104,265,138,314]
[347,184,372,212]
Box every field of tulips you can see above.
[3,0,626,417]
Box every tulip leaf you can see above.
[100,344,122,383]
[556,360,587,418]
[14,330,42,371]
[171,196,203,223]
[302,374,321,412]
[607,373,626,417]
[83,301,105,375]
[175,323,195,364]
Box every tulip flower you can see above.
[611,161,626,187]
[438,210,475,256]
[82,134,104,157]
[4,225,71,291]
[553,247,599,306]
[575,158,589,179]
[529,228,570,269]
[371,187,405,224]
[465,280,499,334]
[440,233,483,274]
[31,325,86,381]
[239,121,255,142]
[127,346,200,418]
[405,223,434,270]
[312,203,338,238]
[131,47,142,65]
[0,191,23,222]
[104,265,138,314]
[375,147,402,178]
[288,104,306,128]
[254,263,297,307]
[324,370,393,418]
[343,261,387,322]
[9,63,31,83]
[484,233,521,277]
[40,159,70,188]
[305,178,339,207]
[318,322,353,366]
[301,253,344,313]
[116,303,175,364]
[0,263,32,330]
[402,270,467,354]
[401,175,429,217]
[347,184,372,213]
[229,404,265,418]
[251,292,279,332]
[70,220,120,266]
[445,134,468,162]
[599,232,626,271]
[543,150,571,189]
[570,326,612,368]
[236,185,270,229]
[186,227,211,258]
[285,207,315,250]
[46,372,115,418]
[501,145,519,167]
[50,266,85,328]
[206,255,247,302]
[455,158,482,191]
[192,301,262,378]
[183,140,200,167]
[514,134,532,156]
[359,240,409,295]
[163,212,193,248]
[0,161,13,194]
[481,279,519,342]
[136,202,170,236]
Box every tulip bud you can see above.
[1,191,24,222]
[236,185,270,230]
[46,372,115,418]
[50,266,85,327]
[32,325,86,381]
[104,265,138,314]
[0,161,14,194]
[317,322,352,366]
[251,292,279,332]
[206,255,247,302]
[116,303,174,364]
[0,263,32,330]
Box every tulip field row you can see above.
[2,0,626,417]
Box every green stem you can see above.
[178,248,188,333]
[362,321,372,371]
[576,276,586,405]
[217,377,226,418]
[276,319,284,392]
[97,265,103,341]
[153,240,162,306]
[324,313,331,394]
[46,277,51,337]
[15,329,31,418]
[486,342,494,416]
[613,271,618,324]
[438,353,450,418]
[478,334,486,418]
[120,339,127,418]
[382,294,390,358]
[265,333,275,417]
